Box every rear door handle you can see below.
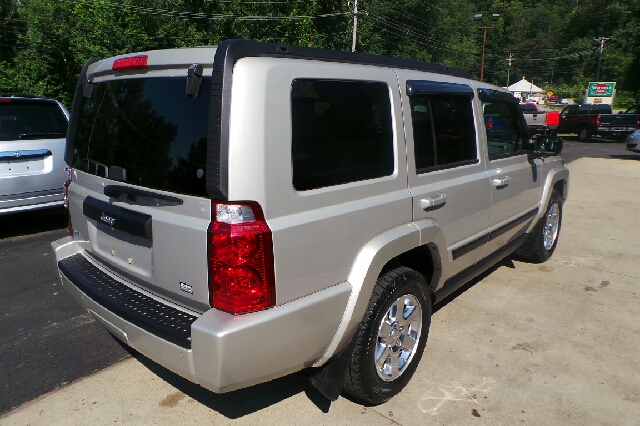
[421,193,447,210]
[491,176,511,187]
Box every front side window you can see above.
[410,94,476,172]
[291,79,394,191]
[75,78,211,197]
[482,100,528,160]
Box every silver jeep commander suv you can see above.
[0,94,70,215]
[52,40,568,405]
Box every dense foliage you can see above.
[0,0,638,107]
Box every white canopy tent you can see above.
[507,78,545,95]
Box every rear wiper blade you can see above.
[18,132,65,139]
[104,185,183,206]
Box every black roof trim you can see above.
[477,88,518,103]
[407,80,475,97]
[66,59,99,166]
[206,39,473,200]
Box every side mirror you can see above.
[534,135,563,156]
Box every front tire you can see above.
[343,267,431,405]
[520,190,563,263]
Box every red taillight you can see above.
[546,111,560,126]
[596,114,602,126]
[0,99,11,103]
[63,168,73,236]
[208,201,275,315]
[112,55,148,72]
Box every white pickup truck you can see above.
[520,102,560,135]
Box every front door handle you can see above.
[421,193,447,210]
[491,176,511,187]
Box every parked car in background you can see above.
[559,98,570,105]
[548,95,560,103]
[558,103,639,141]
[519,102,560,135]
[627,129,640,153]
[622,104,640,115]
[0,94,69,215]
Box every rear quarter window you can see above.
[291,79,394,191]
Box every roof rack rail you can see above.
[0,92,44,99]
[214,39,472,80]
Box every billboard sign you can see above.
[585,82,616,104]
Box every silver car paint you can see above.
[53,46,570,391]
[53,236,350,393]
[0,100,69,215]
[227,57,412,305]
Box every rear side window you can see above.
[0,101,67,141]
[482,100,528,160]
[410,94,476,172]
[519,104,537,113]
[291,79,394,191]
[74,78,211,197]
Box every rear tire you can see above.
[578,126,591,142]
[343,267,431,406]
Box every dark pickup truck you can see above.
[558,104,639,141]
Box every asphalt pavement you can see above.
[0,141,637,419]
[0,210,129,413]
[2,156,640,425]
[560,138,636,163]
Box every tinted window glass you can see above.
[75,78,211,197]
[291,79,394,191]
[410,94,476,171]
[519,104,538,113]
[0,101,67,141]
[482,100,528,160]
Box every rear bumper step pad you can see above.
[58,253,197,348]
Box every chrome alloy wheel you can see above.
[375,294,423,381]
[543,202,560,250]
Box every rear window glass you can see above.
[0,101,67,141]
[74,78,211,197]
[291,79,394,191]
[410,94,477,172]
[519,104,537,113]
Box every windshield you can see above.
[0,100,67,141]
[75,77,211,197]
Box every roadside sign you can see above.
[585,82,616,105]
[547,91,553,97]
[588,82,615,97]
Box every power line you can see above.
[66,0,348,21]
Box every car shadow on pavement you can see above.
[433,259,514,313]
[610,154,640,160]
[0,208,67,239]
[121,342,333,418]
[115,259,518,418]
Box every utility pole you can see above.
[594,36,611,81]
[506,53,514,87]
[351,0,358,52]
[474,13,500,82]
